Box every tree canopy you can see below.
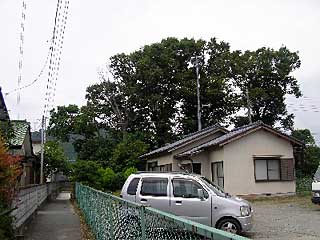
[48,37,302,173]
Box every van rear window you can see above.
[127,178,140,195]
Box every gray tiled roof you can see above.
[176,121,303,158]
[10,120,30,146]
[140,124,227,159]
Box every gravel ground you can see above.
[242,195,320,240]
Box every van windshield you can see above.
[200,177,226,197]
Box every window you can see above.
[192,163,201,174]
[280,159,294,181]
[141,178,168,196]
[172,178,208,198]
[127,178,140,195]
[254,159,280,181]
[212,162,224,188]
[159,164,172,172]
[147,162,159,171]
[180,163,201,174]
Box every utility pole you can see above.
[191,56,202,131]
[245,87,252,124]
[40,115,45,184]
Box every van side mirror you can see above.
[197,189,205,201]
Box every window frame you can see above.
[171,178,208,199]
[140,177,168,197]
[127,177,140,195]
[211,161,224,188]
[254,158,281,182]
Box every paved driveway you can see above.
[243,195,320,240]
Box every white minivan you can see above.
[121,172,253,234]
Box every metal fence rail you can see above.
[11,182,59,229]
[75,183,249,240]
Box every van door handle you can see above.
[141,199,147,203]
[175,200,182,205]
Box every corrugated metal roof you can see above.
[176,121,303,158]
[140,124,227,159]
[10,120,29,146]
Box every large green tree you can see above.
[90,37,239,147]
[231,47,301,130]
[49,37,302,155]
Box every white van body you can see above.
[121,172,253,234]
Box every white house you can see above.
[140,122,303,195]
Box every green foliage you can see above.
[71,161,124,191]
[0,121,14,143]
[98,167,116,191]
[296,177,313,193]
[104,37,240,146]
[292,129,315,145]
[231,47,301,130]
[110,136,148,172]
[44,141,70,178]
[74,135,119,167]
[71,160,102,188]
[292,129,320,177]
[0,203,14,240]
[123,167,138,179]
[48,105,80,141]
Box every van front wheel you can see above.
[216,218,241,234]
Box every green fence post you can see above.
[140,206,146,240]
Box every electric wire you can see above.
[17,0,27,105]
[43,0,70,121]
[5,42,53,96]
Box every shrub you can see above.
[296,176,313,193]
[123,167,138,179]
[70,160,102,188]
[0,136,22,240]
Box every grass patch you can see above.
[245,193,319,209]
[112,189,121,197]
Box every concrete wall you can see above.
[222,129,295,195]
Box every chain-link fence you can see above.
[75,183,249,240]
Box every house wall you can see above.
[221,129,295,195]
[190,152,210,177]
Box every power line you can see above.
[40,0,70,184]
[43,0,70,119]
[17,0,27,106]
[5,42,52,96]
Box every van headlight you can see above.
[240,206,250,217]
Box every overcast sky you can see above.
[1,0,320,142]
